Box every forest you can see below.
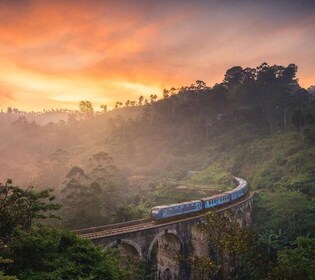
[0,62,314,279]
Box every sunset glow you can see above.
[0,0,314,111]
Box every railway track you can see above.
[79,191,254,240]
[80,221,156,239]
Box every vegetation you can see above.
[188,212,267,280]
[0,181,142,280]
[0,179,61,244]
[0,62,314,278]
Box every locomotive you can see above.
[150,177,248,220]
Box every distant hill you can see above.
[0,111,69,126]
[0,105,144,127]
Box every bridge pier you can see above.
[191,224,209,257]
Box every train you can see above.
[150,177,248,220]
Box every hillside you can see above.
[0,63,314,225]
[1,62,315,280]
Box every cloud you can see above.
[0,86,14,102]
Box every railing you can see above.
[73,217,151,234]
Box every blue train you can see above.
[150,177,248,220]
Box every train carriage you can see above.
[225,186,246,201]
[150,200,203,220]
[200,193,230,209]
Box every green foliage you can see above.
[270,237,315,280]
[4,226,125,280]
[258,229,286,260]
[188,165,234,191]
[194,212,266,280]
[0,271,17,280]
[303,124,315,144]
[0,253,16,280]
[113,202,150,223]
[59,157,136,228]
[187,255,219,280]
[0,179,61,243]
[254,191,315,240]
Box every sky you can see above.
[0,0,314,111]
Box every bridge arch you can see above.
[148,229,182,261]
[234,209,244,228]
[105,239,143,260]
[244,202,252,227]
[162,268,172,280]
[151,230,182,280]
[223,210,233,222]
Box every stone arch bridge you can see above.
[75,192,254,280]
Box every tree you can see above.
[271,237,315,280]
[49,149,69,165]
[88,151,119,185]
[149,94,158,104]
[0,179,60,244]
[282,64,298,83]
[195,80,207,90]
[254,191,315,240]
[138,96,144,105]
[303,124,315,144]
[291,109,305,131]
[192,212,265,280]
[79,101,94,118]
[100,104,107,112]
[259,229,285,260]
[163,89,169,99]
[114,101,123,109]
[60,167,107,229]
[0,244,16,280]
[223,66,244,89]
[187,255,219,280]
[5,226,127,280]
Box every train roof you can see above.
[234,176,244,181]
[234,177,246,185]
[151,200,201,210]
[200,192,229,201]
[224,189,238,194]
[224,187,244,194]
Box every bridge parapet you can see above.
[73,217,151,234]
